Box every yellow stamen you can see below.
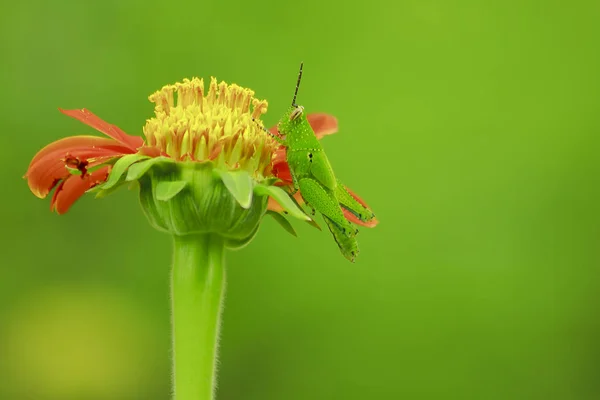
[143,77,277,178]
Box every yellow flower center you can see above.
[143,77,277,178]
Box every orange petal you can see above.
[26,136,133,199]
[268,125,280,137]
[138,146,162,158]
[59,108,144,150]
[28,136,132,168]
[50,166,111,214]
[307,113,338,139]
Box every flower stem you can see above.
[171,234,226,400]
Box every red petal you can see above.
[59,108,144,150]
[50,166,111,214]
[272,147,287,165]
[307,113,338,139]
[272,160,293,184]
[26,136,133,199]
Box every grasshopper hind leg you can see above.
[336,180,376,224]
[298,178,357,238]
[323,215,359,262]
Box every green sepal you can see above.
[305,218,322,231]
[128,181,140,191]
[267,210,297,237]
[66,166,82,175]
[138,161,268,240]
[93,180,129,198]
[253,185,310,221]
[156,181,188,201]
[126,156,173,181]
[102,154,150,190]
[224,224,261,250]
[285,190,322,231]
[213,168,254,209]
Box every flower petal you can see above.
[272,147,287,165]
[26,136,135,199]
[50,166,111,214]
[59,108,144,150]
[28,136,132,169]
[272,159,293,184]
[307,113,338,139]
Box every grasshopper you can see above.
[266,63,376,262]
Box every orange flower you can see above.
[25,108,144,214]
[25,78,280,217]
[268,113,379,228]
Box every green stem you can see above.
[171,234,226,400]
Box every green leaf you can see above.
[126,156,172,181]
[254,185,310,221]
[155,181,188,201]
[213,169,254,209]
[267,211,297,237]
[102,154,150,189]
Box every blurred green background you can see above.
[2,0,599,399]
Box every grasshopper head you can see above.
[275,62,310,137]
[276,104,307,136]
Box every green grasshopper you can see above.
[266,63,376,262]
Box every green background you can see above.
[2,0,599,399]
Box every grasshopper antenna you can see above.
[252,117,286,145]
[291,62,304,107]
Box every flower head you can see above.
[143,78,277,177]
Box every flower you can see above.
[25,78,280,214]
[24,75,376,251]
[268,114,379,228]
[25,78,314,248]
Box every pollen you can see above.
[143,77,277,178]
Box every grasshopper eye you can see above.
[290,105,304,121]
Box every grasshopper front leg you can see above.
[298,177,358,238]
